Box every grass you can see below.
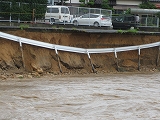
[59,27,64,31]
[52,26,57,29]
[19,24,29,30]
[117,30,126,34]
[127,29,138,34]
[72,27,77,31]
[117,28,138,34]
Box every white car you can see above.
[72,13,112,27]
[45,6,72,23]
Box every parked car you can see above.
[112,15,139,29]
[45,5,72,23]
[72,13,112,28]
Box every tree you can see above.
[79,0,86,7]
[139,1,156,9]
[0,0,48,21]
[101,0,112,10]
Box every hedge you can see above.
[0,0,48,21]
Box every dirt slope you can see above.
[0,29,160,75]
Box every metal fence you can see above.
[68,6,112,18]
[0,1,46,23]
[140,16,159,27]
[0,3,112,25]
[0,2,159,28]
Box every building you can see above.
[66,0,142,8]
[111,0,142,10]
[49,0,160,9]
[149,0,160,8]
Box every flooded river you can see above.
[0,72,160,120]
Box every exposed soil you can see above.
[0,28,160,78]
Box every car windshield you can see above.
[113,15,136,22]
[115,16,124,22]
[61,7,69,14]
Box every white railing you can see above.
[0,31,160,72]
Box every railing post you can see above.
[55,46,62,73]
[19,38,25,69]
[87,51,96,73]
[138,46,141,71]
[157,17,159,28]
[9,2,12,24]
[156,46,160,66]
[114,48,119,72]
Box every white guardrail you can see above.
[0,31,160,72]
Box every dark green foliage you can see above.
[101,0,113,10]
[125,8,131,14]
[87,0,94,7]
[139,1,156,9]
[0,0,47,21]
[79,0,87,7]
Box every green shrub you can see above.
[127,29,138,34]
[19,24,29,30]
[117,29,138,34]
[117,30,126,34]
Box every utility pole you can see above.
[61,0,63,5]
[32,9,35,23]
[52,0,54,5]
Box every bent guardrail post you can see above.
[138,46,141,71]
[156,46,160,66]
[19,38,25,69]
[114,48,119,72]
[55,46,62,73]
[87,50,96,73]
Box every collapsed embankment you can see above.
[0,28,160,77]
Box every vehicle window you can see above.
[61,7,69,14]
[115,16,124,22]
[102,16,109,19]
[124,16,135,21]
[47,8,59,13]
[91,14,99,18]
[82,14,89,18]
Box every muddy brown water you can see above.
[0,73,160,120]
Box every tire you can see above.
[73,20,78,26]
[50,18,55,25]
[93,22,99,27]
[50,18,55,22]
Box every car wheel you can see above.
[94,22,99,27]
[73,20,78,26]
[50,18,55,22]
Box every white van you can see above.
[45,5,72,24]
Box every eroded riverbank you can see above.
[0,28,160,74]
